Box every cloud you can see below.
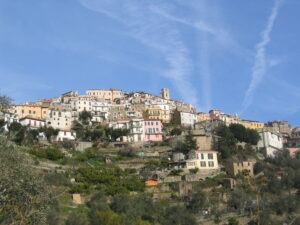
[241,0,284,113]
[78,0,203,106]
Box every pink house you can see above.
[143,119,163,142]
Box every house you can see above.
[191,130,214,150]
[56,130,76,142]
[10,104,43,119]
[237,119,264,130]
[172,109,197,127]
[3,112,19,124]
[144,107,163,121]
[257,130,283,157]
[143,119,163,142]
[227,161,254,177]
[145,179,158,187]
[86,88,124,102]
[197,112,210,122]
[288,126,300,148]
[47,110,75,130]
[109,118,144,143]
[19,116,46,129]
[91,102,112,123]
[72,194,82,204]
[209,109,224,120]
[186,150,219,170]
[170,181,193,198]
[286,148,300,157]
[264,120,292,141]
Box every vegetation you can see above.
[216,124,260,158]
[1,98,299,225]
[105,127,130,142]
[0,138,53,224]
[0,94,12,111]
[29,147,65,161]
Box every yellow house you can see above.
[144,108,163,121]
[86,88,124,102]
[197,112,210,122]
[237,120,264,130]
[10,104,43,119]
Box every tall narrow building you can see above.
[161,88,170,100]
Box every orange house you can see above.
[145,179,158,187]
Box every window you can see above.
[200,161,206,167]
[208,153,213,159]
[208,161,214,167]
[188,162,195,167]
[33,111,36,114]
[201,153,204,160]
[29,110,32,114]
[156,122,159,125]
[22,110,24,113]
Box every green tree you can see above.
[72,120,84,139]
[0,119,5,128]
[79,110,92,125]
[216,124,237,158]
[163,205,197,225]
[183,129,198,154]
[246,128,260,145]
[229,124,248,142]
[187,190,207,213]
[95,210,124,225]
[65,212,89,225]
[39,126,59,142]
[228,217,239,225]
[170,127,183,136]
[8,121,22,132]
[0,94,12,111]
[105,127,130,141]
[0,138,52,224]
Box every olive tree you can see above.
[0,137,53,224]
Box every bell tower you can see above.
[161,88,170,100]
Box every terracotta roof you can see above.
[192,149,218,153]
[143,119,162,122]
[19,116,45,122]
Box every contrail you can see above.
[241,0,284,113]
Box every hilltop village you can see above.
[0,88,299,225]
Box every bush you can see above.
[189,168,199,174]
[169,169,183,176]
[29,147,64,161]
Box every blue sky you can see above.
[0,0,299,126]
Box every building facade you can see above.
[186,150,219,170]
[257,130,283,157]
[143,119,163,142]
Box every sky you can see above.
[0,0,300,126]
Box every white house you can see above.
[186,150,219,170]
[181,111,197,127]
[109,118,144,143]
[19,116,46,129]
[91,102,112,123]
[56,130,76,142]
[4,112,19,124]
[257,130,283,157]
[47,110,75,130]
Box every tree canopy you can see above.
[0,138,52,224]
